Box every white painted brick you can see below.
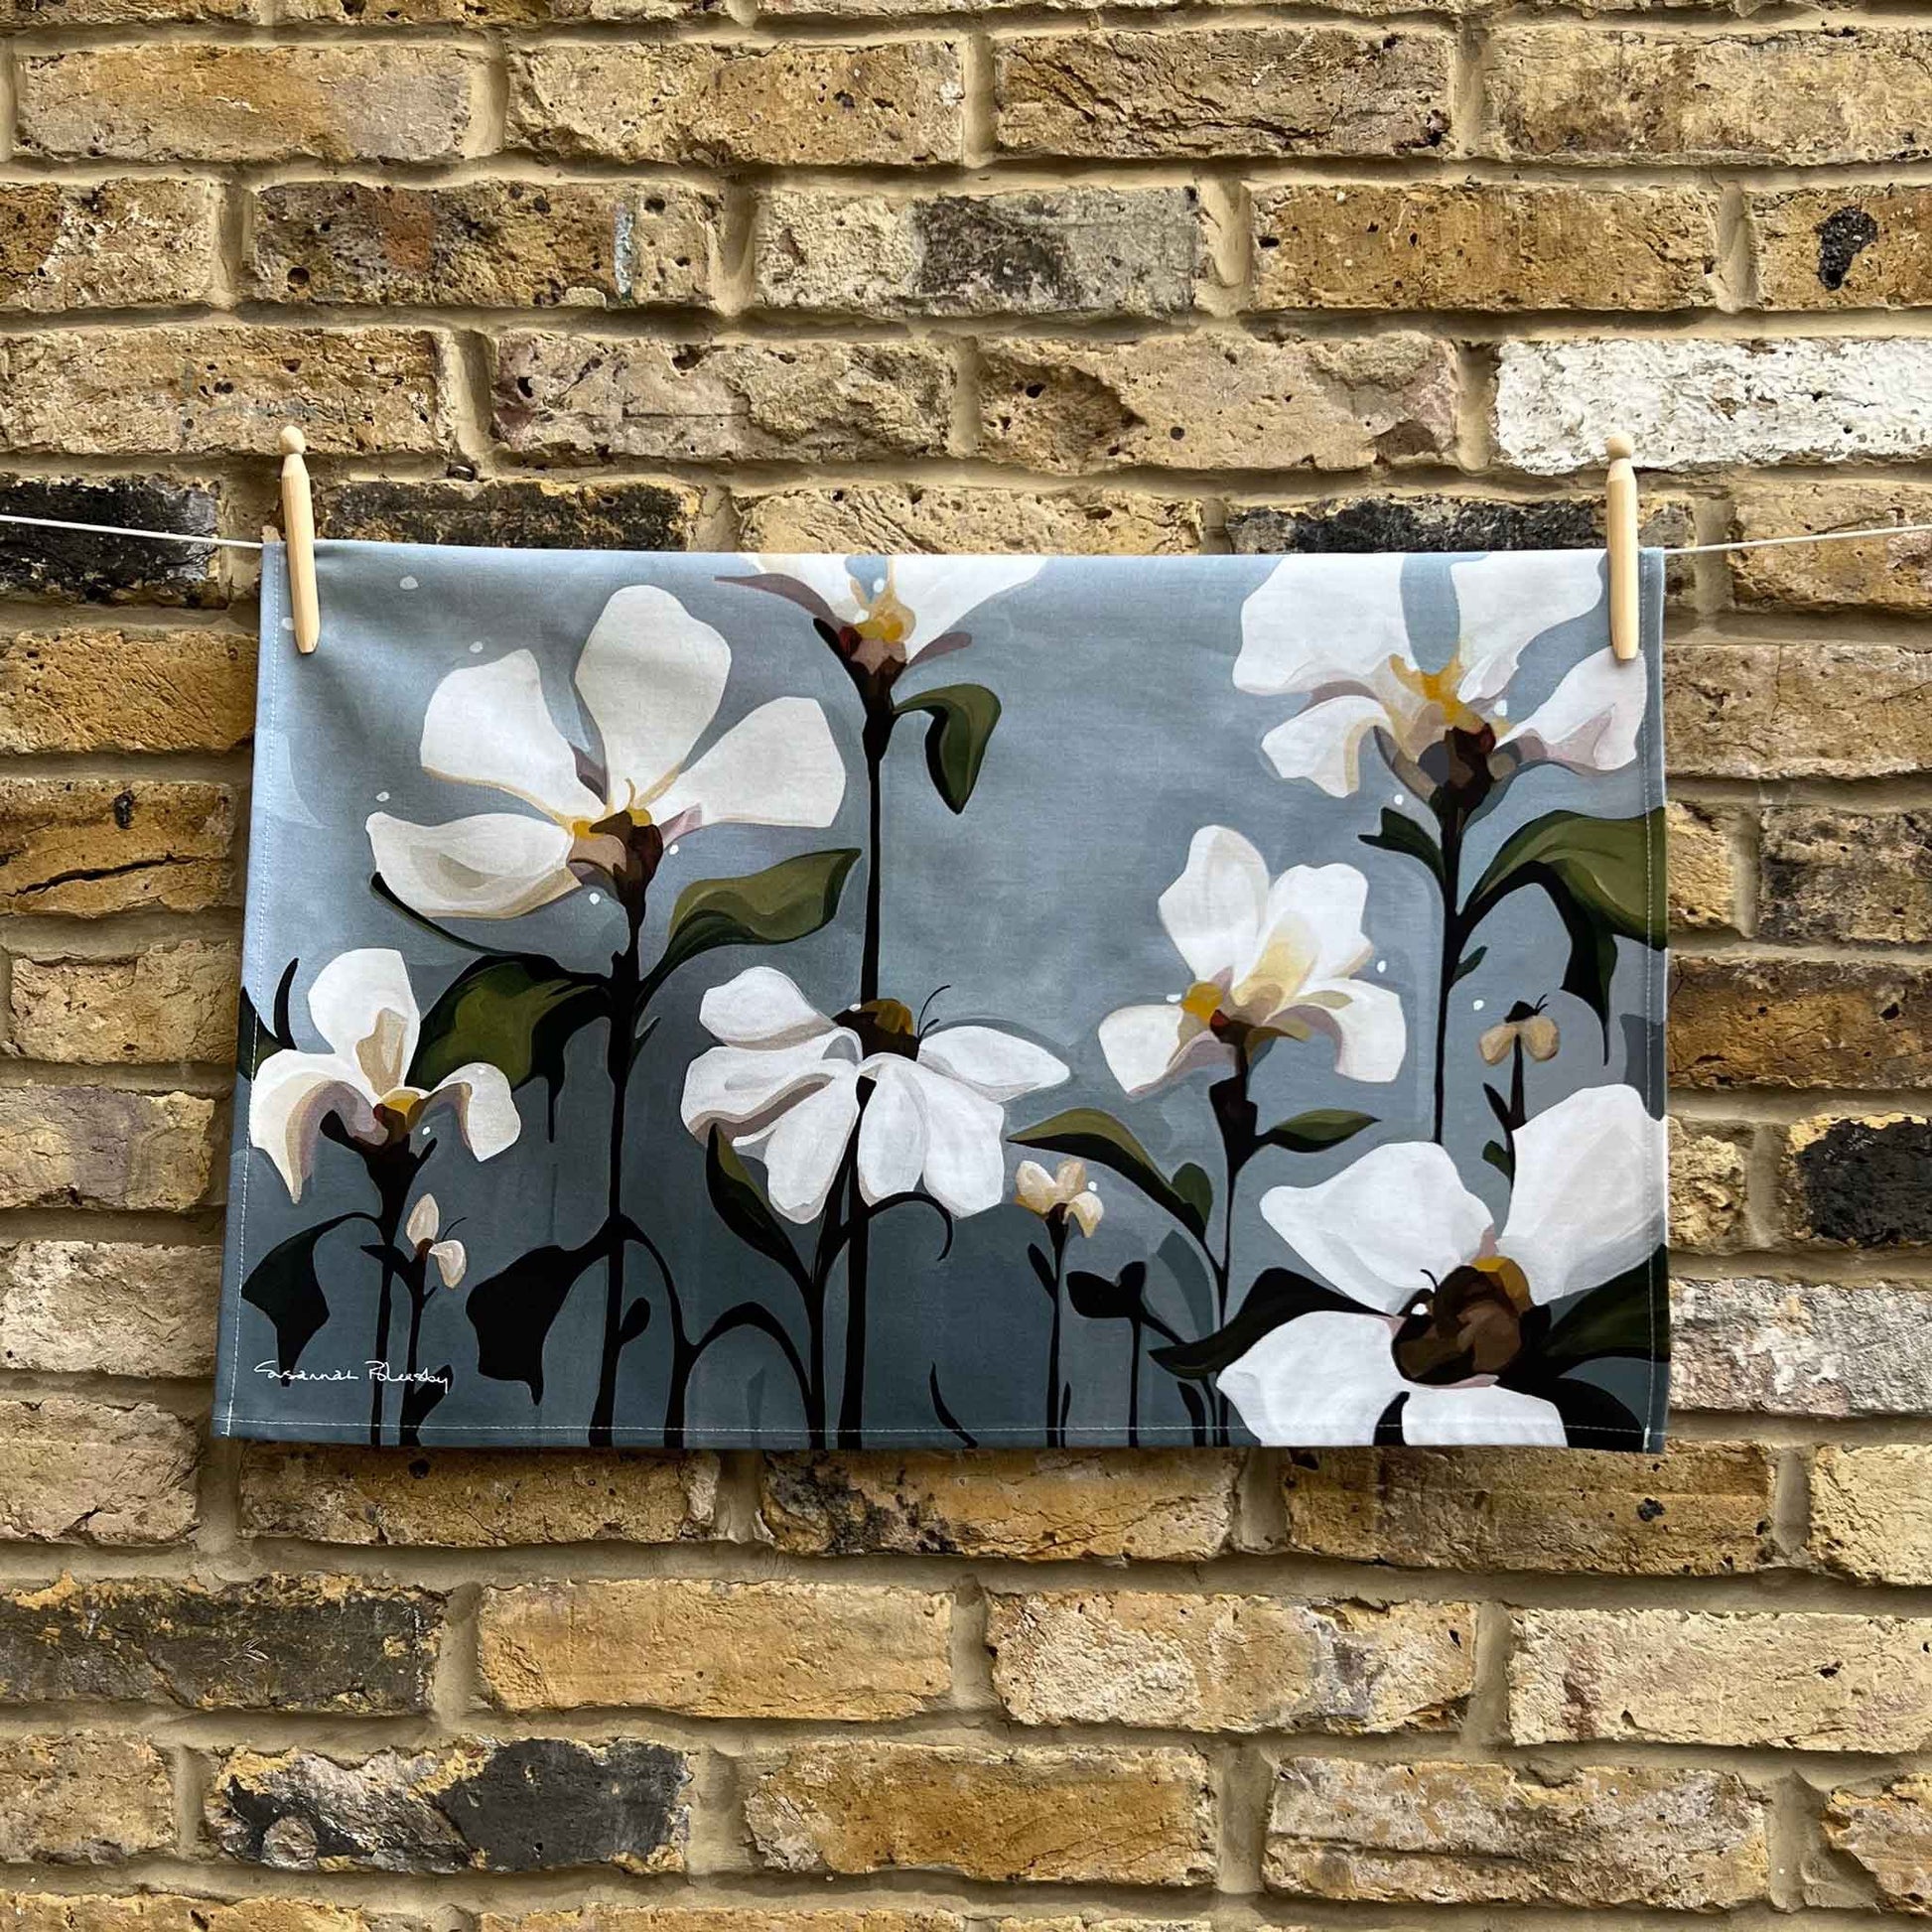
[1493,338,1932,475]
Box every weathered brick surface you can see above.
[10,940,239,1065]
[0,1396,198,1543]
[1750,187,1932,309]
[494,336,953,463]
[1760,808,1932,943]
[755,187,1200,318]
[1674,1276,1932,1417]
[1781,1114,1932,1247]
[0,1241,219,1378]
[1811,1446,1932,1586]
[478,1579,950,1718]
[250,181,721,310]
[744,1743,1215,1884]
[0,1736,174,1863]
[0,629,253,754]
[239,1445,720,1545]
[0,181,219,311]
[1667,801,1738,932]
[208,1739,689,1872]
[1510,1608,1932,1750]
[0,1088,215,1210]
[1666,644,1932,780]
[979,335,1456,474]
[1483,28,1932,165]
[18,48,482,163]
[0,779,234,916]
[0,329,451,456]
[1277,1443,1774,1575]
[1670,959,1932,1090]
[994,30,1450,159]
[0,1900,372,1932]
[508,44,965,166]
[1822,1777,1932,1911]
[1251,184,1717,311]
[738,484,1202,555]
[0,1577,440,1712]
[1265,1758,1768,1907]
[0,479,222,607]
[485,1915,959,1932]
[986,1592,1472,1731]
[1728,481,1932,611]
[1669,1118,1750,1253]
[316,477,697,551]
[759,1451,1237,1560]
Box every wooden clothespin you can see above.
[278,426,321,656]
[1604,432,1640,664]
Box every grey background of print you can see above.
[213,543,1668,1447]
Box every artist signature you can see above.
[252,1360,452,1389]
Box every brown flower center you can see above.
[839,997,920,1059]
[1392,1255,1533,1385]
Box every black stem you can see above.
[362,1148,417,1448]
[591,897,646,1449]
[1431,801,1468,1146]
[398,1253,431,1449]
[1127,1312,1143,1448]
[1205,1047,1258,1448]
[1044,1222,1067,1449]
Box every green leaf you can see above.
[705,1128,809,1293]
[242,1213,357,1374]
[1172,1163,1214,1234]
[1533,1245,1669,1377]
[648,848,861,992]
[1259,1109,1377,1155]
[1361,807,1445,884]
[1149,1267,1363,1381]
[1066,1261,1150,1323]
[409,955,606,1114]
[1450,944,1488,987]
[896,683,1002,814]
[1013,1107,1209,1242]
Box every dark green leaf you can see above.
[705,1129,809,1292]
[399,1368,450,1443]
[242,1213,357,1374]
[1451,944,1488,987]
[1067,1261,1149,1323]
[1483,1084,1514,1133]
[467,1234,607,1402]
[896,682,1002,814]
[1537,1376,1645,1449]
[1150,1267,1363,1381]
[409,956,605,1112]
[1258,1108,1377,1155]
[1360,807,1445,884]
[1467,808,1667,945]
[1481,1140,1513,1180]
[1172,1163,1214,1233]
[237,958,301,1078]
[1013,1107,1208,1241]
[1533,1245,1668,1376]
[1027,1243,1057,1300]
[648,848,861,992]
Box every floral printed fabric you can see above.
[214,542,1668,1450]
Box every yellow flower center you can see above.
[1179,981,1223,1025]
[1386,651,1487,737]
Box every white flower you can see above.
[250,949,520,1204]
[1235,551,1643,798]
[368,585,847,919]
[681,965,1070,1223]
[404,1193,467,1289]
[736,556,1044,674]
[1016,1157,1103,1236]
[1098,826,1405,1096]
[1218,1084,1665,1446]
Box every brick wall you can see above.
[0,0,1930,1926]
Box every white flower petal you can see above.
[428,1238,467,1289]
[649,697,847,835]
[1402,1383,1568,1446]
[888,557,1044,655]
[1097,1002,1218,1096]
[680,1034,852,1137]
[748,554,867,622]
[907,1065,1007,1216]
[404,1193,440,1247]
[698,966,837,1049]
[368,811,580,920]
[249,1050,378,1204]
[1253,862,1370,986]
[421,1061,521,1163]
[1450,549,1606,708]
[1259,1142,1491,1312]
[753,1070,862,1223]
[1068,1188,1104,1236]
[917,1026,1068,1103]
[1299,979,1408,1084]
[419,650,600,823]
[305,948,418,1096]
[575,586,732,806]
[1236,553,1414,699]
[1502,1083,1665,1305]
[1258,694,1390,798]
[1501,647,1647,774]
[857,1059,927,1203]
[1218,1309,1407,1446]
[1014,1159,1058,1214]
[1159,825,1270,983]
